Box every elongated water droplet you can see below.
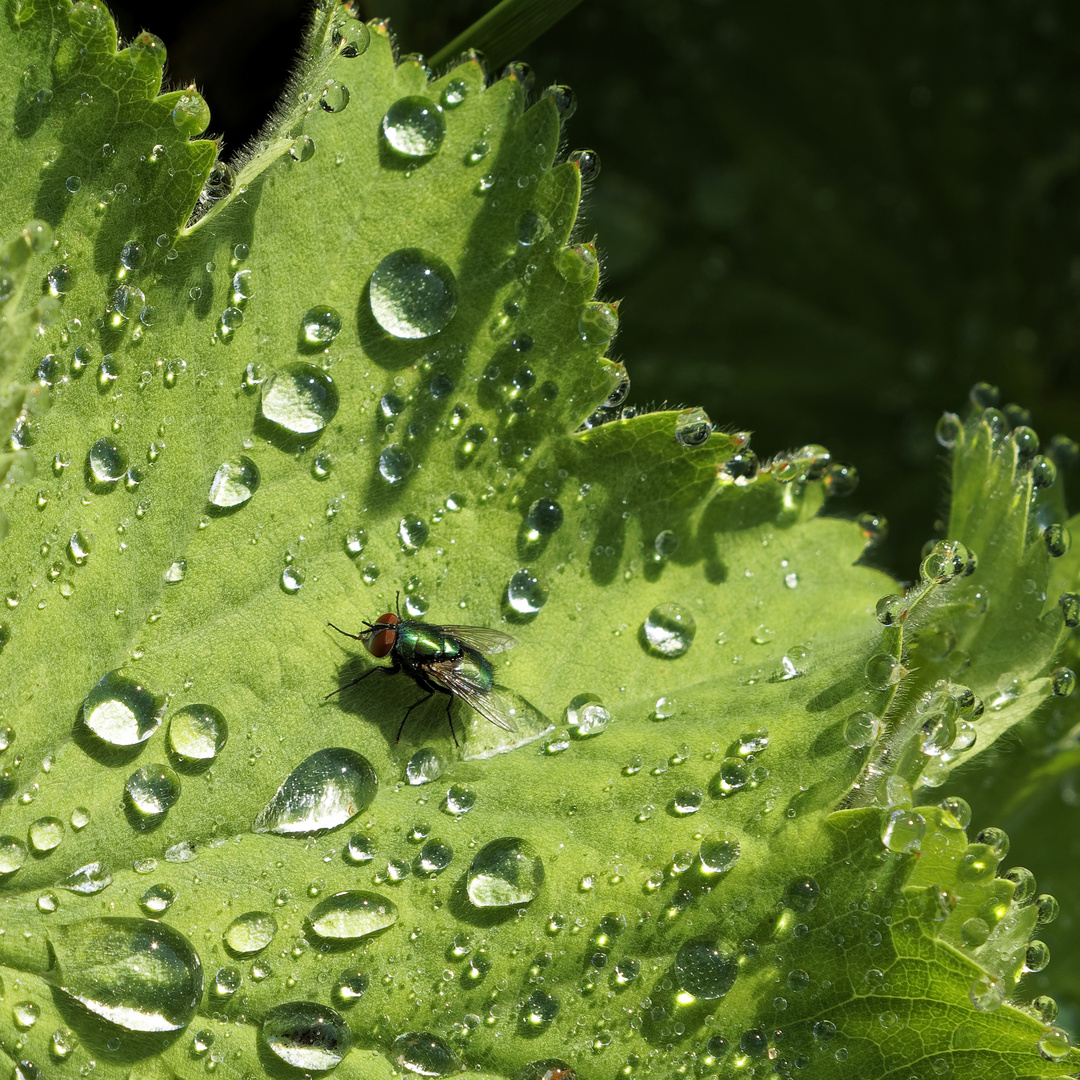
[253,747,377,835]
[507,568,547,614]
[48,918,202,1032]
[369,248,458,339]
[306,890,398,941]
[262,1002,351,1072]
[391,1031,458,1076]
[224,911,277,954]
[61,861,112,894]
[466,837,544,907]
[382,97,445,157]
[261,364,339,434]
[88,437,126,483]
[82,669,163,746]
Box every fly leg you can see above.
[398,691,434,742]
[444,697,459,748]
[325,665,380,700]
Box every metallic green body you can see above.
[395,621,495,692]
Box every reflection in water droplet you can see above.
[0,836,28,874]
[378,443,413,483]
[83,670,163,746]
[333,969,368,1006]
[370,248,458,339]
[332,18,370,56]
[29,817,63,852]
[642,603,696,658]
[13,1001,39,1028]
[253,747,377,835]
[261,364,339,434]
[565,695,609,736]
[224,911,277,954]
[48,918,202,1032]
[289,135,315,162]
[843,711,881,749]
[405,747,443,786]
[213,968,242,997]
[168,704,228,763]
[60,861,112,894]
[262,1002,352,1072]
[88,438,126,483]
[139,883,175,914]
[700,833,740,874]
[674,938,739,1002]
[507,568,548,615]
[579,301,618,345]
[301,305,342,346]
[525,498,563,539]
[125,764,181,817]
[674,407,712,447]
[382,97,446,157]
[445,785,476,814]
[398,517,429,553]
[208,456,259,508]
[417,839,453,875]
[467,837,544,907]
[319,80,350,113]
[307,890,398,940]
[391,1031,458,1076]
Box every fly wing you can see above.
[427,658,518,731]
[436,625,518,655]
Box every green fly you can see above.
[326,602,518,745]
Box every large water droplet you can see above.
[125,764,181,817]
[391,1031,458,1076]
[224,911,277,954]
[642,603,696,658]
[208,457,259,508]
[306,890,398,941]
[262,1002,352,1072]
[82,669,163,746]
[29,817,63,852]
[88,438,126,483]
[674,938,738,1002]
[168,704,228,763]
[369,248,458,339]
[48,918,202,1032]
[405,747,443,786]
[466,837,544,907]
[382,97,446,157]
[253,747,377,835]
[261,364,339,434]
[507,568,547,615]
[674,407,712,447]
[378,443,413,483]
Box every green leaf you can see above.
[1,3,1078,1079]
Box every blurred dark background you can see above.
[107,0,1080,578]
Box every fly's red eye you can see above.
[366,626,397,658]
[378,612,400,625]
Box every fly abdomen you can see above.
[399,623,462,664]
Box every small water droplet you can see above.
[672,787,703,815]
[674,407,712,447]
[398,517,429,553]
[289,135,315,162]
[140,883,176,914]
[445,785,476,814]
[700,832,740,874]
[261,364,339,434]
[125,764,181,818]
[224,911,277,954]
[642,603,696,658]
[208,456,259,508]
[843,711,881,749]
[378,443,413,483]
[319,79,350,113]
[466,837,544,908]
[507,568,548,614]
[416,839,453,876]
[382,97,446,157]
[674,938,738,1002]
[565,694,609,736]
[579,301,618,345]
[301,305,342,346]
[331,18,370,56]
[253,748,377,835]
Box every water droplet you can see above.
[320,79,350,113]
[253,747,377,835]
[48,918,202,1031]
[445,785,476,814]
[140,883,176,914]
[405,747,443,786]
[865,653,904,690]
[881,809,926,853]
[307,890,398,941]
[208,456,259,508]
[378,443,413,483]
[88,437,126,483]
[782,876,820,912]
[51,1027,78,1059]
[700,832,740,874]
[165,559,186,584]
[369,248,458,339]
[672,787,703,815]
[0,837,27,874]
[281,565,305,593]
[568,147,600,181]
[674,938,738,1002]
[332,18,370,56]
[262,1002,351,1071]
[843,711,881,749]
[1037,1027,1072,1062]
[125,764,181,817]
[301,305,342,346]
[68,529,94,563]
[516,209,549,247]
[416,839,453,875]
[440,78,469,108]
[224,911,277,954]
[289,135,315,162]
[525,498,563,537]
[398,517,430,553]
[675,407,712,447]
[82,669,163,746]
[969,974,1005,1012]
[642,603,696,658]
[382,97,446,157]
[1052,667,1076,698]
[467,837,544,907]
[507,568,547,615]
[333,969,368,1006]
[13,1002,39,1028]
[65,175,82,193]
[521,990,559,1027]
[46,264,72,297]
[391,1031,458,1076]
[261,363,339,434]
[579,301,619,345]
[565,694,610,736]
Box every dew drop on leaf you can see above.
[139,883,175,914]
[207,457,259,508]
[261,364,339,434]
[0,837,27,873]
[466,837,544,907]
[369,248,458,339]
[301,305,342,346]
[444,785,475,814]
[223,911,277,954]
[507,568,547,615]
[674,938,739,1002]
[331,18,370,57]
[125,764,181,817]
[333,969,368,1006]
[306,890,398,941]
[319,79,350,113]
[60,861,111,894]
[253,747,377,835]
[642,603,696,658]
[88,437,126,483]
[391,1031,458,1076]
[405,747,443,786]
[378,443,413,483]
[261,1002,351,1071]
[82,669,163,746]
[382,97,446,157]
